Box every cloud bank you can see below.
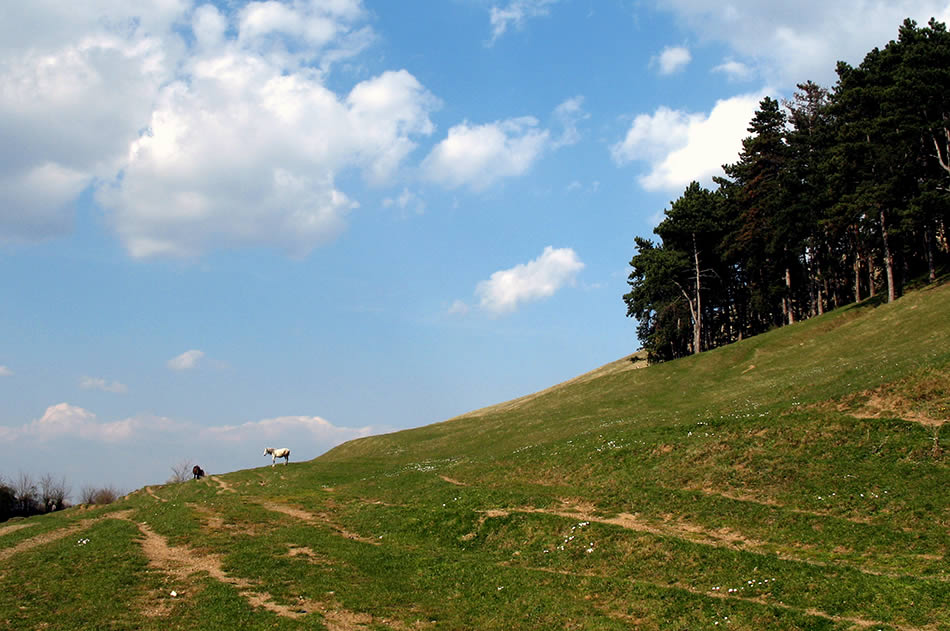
[0,1,439,258]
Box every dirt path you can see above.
[514,563,926,631]
[256,501,381,546]
[0,510,133,562]
[210,475,237,494]
[130,517,407,629]
[486,504,945,583]
[0,522,34,538]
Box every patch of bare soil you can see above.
[210,476,237,494]
[186,503,226,531]
[516,564,924,631]
[0,521,89,562]
[0,510,133,562]
[501,502,938,582]
[822,370,949,428]
[133,519,411,629]
[256,501,381,545]
[144,486,168,503]
[133,519,317,619]
[439,476,467,486]
[0,522,34,537]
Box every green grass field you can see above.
[2,282,948,630]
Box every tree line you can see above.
[625,18,950,362]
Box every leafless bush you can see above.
[13,472,39,514]
[168,459,194,484]
[78,485,121,505]
[40,474,71,512]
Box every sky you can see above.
[3,0,949,495]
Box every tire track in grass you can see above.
[511,564,926,631]
[490,505,948,582]
[0,522,34,538]
[132,519,316,620]
[130,518,412,629]
[256,500,381,546]
[0,510,133,562]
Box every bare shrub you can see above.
[168,459,194,484]
[78,485,121,505]
[40,474,71,512]
[12,472,39,515]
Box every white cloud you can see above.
[0,365,12,377]
[167,349,205,371]
[422,116,549,190]
[713,59,755,81]
[612,91,767,192]
[653,46,692,75]
[0,4,180,243]
[659,1,950,85]
[80,376,128,394]
[0,404,370,452]
[488,0,558,44]
[552,95,588,148]
[201,414,373,445]
[474,246,584,314]
[98,54,438,258]
[0,1,440,258]
[0,403,148,443]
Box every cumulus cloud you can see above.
[0,3,178,243]
[474,246,584,314]
[0,403,152,443]
[0,404,370,454]
[80,376,128,394]
[659,1,950,85]
[167,349,205,371]
[653,46,692,75]
[422,117,549,190]
[611,91,767,192]
[713,59,755,82]
[0,365,12,377]
[1,1,440,258]
[488,0,559,44]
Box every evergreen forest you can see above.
[624,18,950,361]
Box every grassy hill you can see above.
[2,282,948,631]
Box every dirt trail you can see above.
[0,522,34,537]
[487,504,946,582]
[515,563,926,631]
[0,510,133,562]
[131,518,407,629]
[210,476,237,494]
[257,501,381,546]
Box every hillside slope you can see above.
[2,283,948,630]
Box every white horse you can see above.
[263,447,291,466]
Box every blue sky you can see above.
[2,0,948,494]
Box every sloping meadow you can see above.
[2,283,948,630]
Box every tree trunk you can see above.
[867,253,876,298]
[880,208,896,303]
[924,226,936,283]
[785,264,795,324]
[692,233,702,354]
[854,255,862,303]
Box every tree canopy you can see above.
[625,18,950,362]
